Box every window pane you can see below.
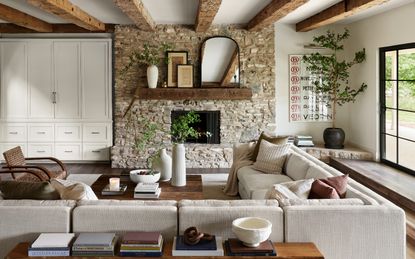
[385,80,397,108]
[399,138,415,171]
[385,51,396,80]
[398,48,415,80]
[385,108,397,135]
[384,135,397,163]
[398,81,415,111]
[398,111,415,141]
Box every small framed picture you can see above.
[177,64,193,88]
[167,51,188,87]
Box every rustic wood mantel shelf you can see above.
[136,87,252,100]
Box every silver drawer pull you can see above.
[92,150,101,153]
[91,132,100,135]
[64,150,73,153]
[64,131,73,134]
[37,150,45,153]
[37,132,46,134]
[9,132,18,135]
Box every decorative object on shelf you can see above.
[121,42,172,88]
[183,226,214,245]
[200,36,240,88]
[172,143,186,186]
[302,29,367,149]
[232,217,272,247]
[167,51,188,87]
[177,64,194,88]
[129,169,161,183]
[151,148,172,181]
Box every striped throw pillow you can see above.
[253,140,291,174]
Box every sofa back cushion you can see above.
[252,132,288,161]
[253,140,291,174]
[285,152,315,180]
[305,165,333,179]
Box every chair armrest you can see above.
[2,165,52,180]
[0,169,44,181]
[25,157,67,172]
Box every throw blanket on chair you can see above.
[223,142,256,196]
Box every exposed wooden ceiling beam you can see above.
[0,3,52,32]
[113,0,155,31]
[195,0,222,32]
[247,0,309,31]
[27,0,105,31]
[296,0,389,32]
[0,23,114,34]
[220,49,239,87]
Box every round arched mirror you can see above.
[200,36,240,87]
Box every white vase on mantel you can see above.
[152,148,172,181]
[171,143,186,187]
[147,65,158,88]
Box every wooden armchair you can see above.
[2,146,67,182]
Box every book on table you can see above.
[120,231,163,256]
[28,233,75,256]
[101,184,127,195]
[172,236,224,256]
[134,187,161,199]
[225,238,276,256]
[134,182,159,193]
[71,233,116,256]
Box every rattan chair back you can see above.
[3,146,26,167]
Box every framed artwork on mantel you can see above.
[167,51,188,87]
[177,64,193,88]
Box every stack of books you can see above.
[224,238,276,256]
[134,182,161,199]
[172,236,224,256]
[294,135,315,147]
[28,233,75,256]
[120,231,163,256]
[72,233,116,256]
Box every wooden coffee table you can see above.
[91,174,203,201]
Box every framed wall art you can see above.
[177,64,193,88]
[167,51,188,87]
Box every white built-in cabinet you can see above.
[0,39,112,161]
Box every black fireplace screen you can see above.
[171,110,220,144]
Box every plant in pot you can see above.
[121,42,172,88]
[302,29,367,149]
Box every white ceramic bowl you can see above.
[130,169,161,183]
[232,217,272,247]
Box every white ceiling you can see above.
[0,0,413,27]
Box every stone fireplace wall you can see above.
[112,25,275,168]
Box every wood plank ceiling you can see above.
[0,0,392,33]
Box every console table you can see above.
[7,242,324,259]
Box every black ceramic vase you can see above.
[323,128,345,149]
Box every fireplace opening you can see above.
[171,110,220,144]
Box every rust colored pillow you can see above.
[321,174,349,198]
[252,132,289,161]
[309,179,340,199]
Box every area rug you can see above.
[201,173,239,200]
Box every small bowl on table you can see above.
[232,217,272,247]
[130,169,161,183]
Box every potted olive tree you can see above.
[303,29,367,149]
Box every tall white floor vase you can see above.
[147,65,158,88]
[152,148,172,181]
[171,143,186,186]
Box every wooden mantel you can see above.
[136,87,252,100]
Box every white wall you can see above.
[344,2,415,159]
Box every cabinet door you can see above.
[1,42,28,119]
[54,42,81,119]
[28,41,54,118]
[81,42,110,119]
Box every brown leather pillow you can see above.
[309,179,340,199]
[321,174,348,198]
[0,181,60,200]
[252,132,289,161]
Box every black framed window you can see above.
[380,43,415,175]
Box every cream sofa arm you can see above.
[284,205,406,259]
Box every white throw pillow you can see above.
[253,140,291,174]
[268,178,314,201]
[50,179,98,201]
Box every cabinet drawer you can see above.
[55,124,81,142]
[1,124,27,142]
[83,124,109,142]
[55,144,81,160]
[28,124,54,142]
[83,144,109,161]
[28,143,53,157]
[0,143,27,158]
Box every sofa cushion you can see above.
[321,174,348,198]
[50,179,98,201]
[309,179,340,199]
[0,181,60,200]
[253,140,291,174]
[285,152,315,180]
[268,179,315,201]
[345,185,379,205]
[252,132,289,161]
[278,198,364,207]
[305,164,333,179]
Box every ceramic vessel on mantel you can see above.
[152,148,172,181]
[171,143,186,186]
[147,65,158,88]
